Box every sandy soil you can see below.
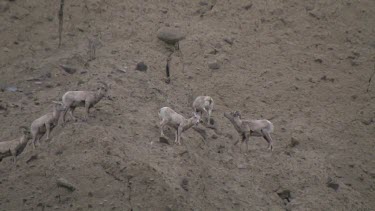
[0,0,374,210]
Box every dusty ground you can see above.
[0,0,374,210]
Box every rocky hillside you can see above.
[0,0,374,210]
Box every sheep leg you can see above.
[45,123,51,140]
[244,133,250,152]
[84,103,90,121]
[202,108,208,123]
[13,155,17,164]
[69,107,77,122]
[159,120,167,137]
[174,130,178,144]
[235,132,246,146]
[32,134,38,149]
[207,109,212,125]
[261,129,273,151]
[62,108,69,123]
[36,133,43,147]
[177,126,183,145]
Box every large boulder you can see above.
[157,27,186,45]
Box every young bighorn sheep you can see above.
[30,101,65,149]
[224,111,274,151]
[192,96,214,125]
[159,107,201,145]
[61,81,108,123]
[0,127,31,164]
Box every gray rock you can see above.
[277,190,291,202]
[159,136,170,145]
[157,27,186,45]
[327,177,339,191]
[290,137,300,147]
[136,62,147,72]
[57,177,76,191]
[59,65,77,74]
[5,86,17,92]
[181,178,189,191]
[223,37,234,45]
[208,60,220,69]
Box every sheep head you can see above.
[191,112,201,126]
[52,101,65,111]
[224,111,242,119]
[19,126,31,139]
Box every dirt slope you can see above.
[0,0,374,210]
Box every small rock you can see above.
[277,190,291,202]
[45,83,53,88]
[237,164,246,169]
[199,1,209,6]
[320,75,334,82]
[5,86,17,92]
[59,65,77,74]
[223,37,234,45]
[135,62,147,72]
[57,177,76,191]
[159,136,170,145]
[361,118,373,125]
[157,27,186,45]
[208,60,220,69]
[290,137,299,147]
[327,177,339,191]
[26,154,38,163]
[161,8,168,14]
[209,118,215,125]
[314,58,323,63]
[243,3,253,10]
[181,178,189,191]
[113,65,127,73]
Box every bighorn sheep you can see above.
[224,111,274,151]
[192,96,214,125]
[159,107,201,145]
[0,127,31,163]
[30,101,65,149]
[61,82,108,123]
